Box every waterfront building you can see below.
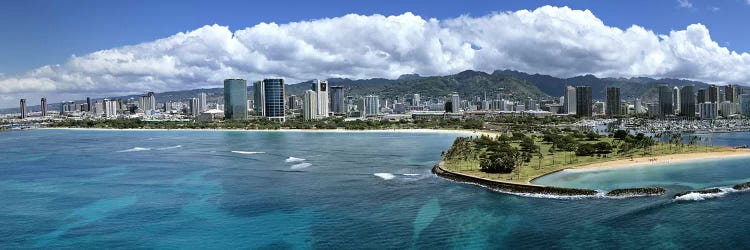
[740,94,750,116]
[575,86,592,117]
[708,85,719,103]
[19,99,26,119]
[199,93,207,112]
[679,85,696,118]
[40,98,47,117]
[312,80,329,118]
[363,95,380,116]
[189,98,200,117]
[253,80,264,115]
[725,84,738,103]
[330,85,345,114]
[224,79,249,120]
[564,86,577,114]
[303,90,317,121]
[673,86,680,114]
[697,89,707,104]
[657,84,673,117]
[647,103,660,118]
[635,98,644,114]
[450,93,460,113]
[720,101,736,117]
[699,102,718,120]
[605,87,621,117]
[261,78,286,122]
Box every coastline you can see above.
[38,127,488,135]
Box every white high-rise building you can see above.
[190,98,200,117]
[635,98,643,114]
[363,95,380,116]
[564,86,577,114]
[103,99,117,117]
[199,92,207,112]
[303,90,317,121]
[450,93,460,113]
[413,94,421,106]
[312,80,329,118]
[673,86,681,114]
[700,102,718,120]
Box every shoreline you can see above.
[38,127,489,135]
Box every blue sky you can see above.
[1,0,748,74]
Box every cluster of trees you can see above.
[444,135,522,174]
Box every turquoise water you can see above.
[3,130,750,249]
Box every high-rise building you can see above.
[657,84,673,117]
[261,78,286,121]
[312,80,329,118]
[189,98,200,117]
[679,85,696,118]
[605,87,621,117]
[740,94,750,116]
[413,94,421,106]
[224,79,249,120]
[363,95,380,116]
[303,90,317,121]
[708,85,719,103]
[253,80,264,115]
[635,98,643,114]
[450,93,460,113]
[104,99,117,117]
[564,86,577,115]
[575,86,592,117]
[699,102,718,120]
[19,99,27,119]
[199,93,207,112]
[720,101,736,117]
[673,86,680,114]
[86,97,92,112]
[41,98,47,117]
[330,85,345,114]
[287,95,298,110]
[697,89,707,104]
[146,92,156,112]
[725,84,738,103]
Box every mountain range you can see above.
[2,69,741,114]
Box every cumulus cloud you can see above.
[677,0,693,8]
[2,5,750,108]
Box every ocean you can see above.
[2,129,750,249]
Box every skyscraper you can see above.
[86,97,92,112]
[330,85,345,114]
[199,92,207,112]
[635,98,643,114]
[303,90,317,121]
[19,99,27,119]
[680,85,696,118]
[224,79,249,120]
[740,94,750,116]
[697,89,707,104]
[146,92,156,112]
[450,93,460,113]
[658,84,673,117]
[41,98,47,117]
[673,86,680,114]
[260,78,286,121]
[575,86,592,117]
[190,98,200,117]
[725,84,737,103]
[708,85,719,103]
[363,95,380,116]
[312,80,329,118]
[104,99,117,117]
[564,86,577,115]
[605,87,620,117]
[287,95,299,110]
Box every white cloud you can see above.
[2,5,750,108]
[678,0,693,8]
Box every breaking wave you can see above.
[285,157,306,163]
[374,173,396,180]
[231,151,265,155]
[674,187,738,201]
[290,163,312,170]
[117,147,151,152]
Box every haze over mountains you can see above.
[2,69,731,114]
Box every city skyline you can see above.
[2,1,750,108]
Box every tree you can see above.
[576,143,597,156]
[613,130,629,140]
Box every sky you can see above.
[1,0,749,108]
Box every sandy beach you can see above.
[568,149,750,171]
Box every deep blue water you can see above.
[3,129,750,249]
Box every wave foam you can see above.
[290,163,312,170]
[285,157,305,163]
[402,173,421,176]
[156,145,182,150]
[117,147,151,152]
[374,173,396,180]
[674,187,736,201]
[231,151,265,155]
